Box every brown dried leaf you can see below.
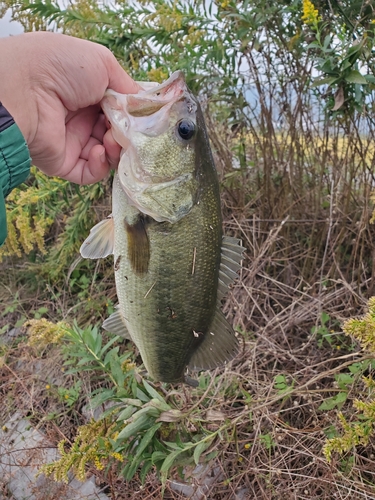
[206,409,225,421]
[332,86,345,111]
[157,409,184,422]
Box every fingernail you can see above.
[100,150,107,164]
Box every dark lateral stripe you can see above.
[0,103,15,133]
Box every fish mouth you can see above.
[102,71,198,223]
[129,71,187,116]
[103,71,189,124]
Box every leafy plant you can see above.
[323,298,375,462]
[30,320,239,486]
[260,432,275,451]
[311,311,345,349]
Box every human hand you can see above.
[0,32,139,184]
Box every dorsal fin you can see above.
[188,308,239,371]
[217,236,244,301]
[80,216,114,259]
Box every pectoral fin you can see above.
[125,215,150,276]
[102,310,132,341]
[188,309,239,371]
[80,216,114,259]
[217,236,244,301]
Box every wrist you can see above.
[0,35,38,149]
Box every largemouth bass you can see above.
[80,72,243,385]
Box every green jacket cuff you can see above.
[0,113,31,247]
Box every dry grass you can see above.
[1,211,375,499]
[2,94,375,497]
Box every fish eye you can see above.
[177,120,195,141]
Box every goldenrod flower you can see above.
[302,0,321,26]
[111,451,124,462]
[94,456,105,470]
[147,67,169,83]
[26,318,68,347]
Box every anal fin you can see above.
[80,216,114,259]
[102,310,132,341]
[188,309,239,371]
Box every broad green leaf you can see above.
[311,76,338,88]
[136,387,151,402]
[89,388,115,409]
[109,350,125,388]
[319,392,347,411]
[117,405,138,422]
[365,74,375,84]
[164,441,184,450]
[345,70,367,85]
[117,414,153,441]
[193,441,209,465]
[103,346,119,367]
[348,362,363,374]
[143,380,165,403]
[335,373,354,390]
[151,451,167,464]
[140,459,153,484]
[148,398,171,412]
[160,449,185,481]
[321,312,330,325]
[125,423,162,479]
[100,335,120,358]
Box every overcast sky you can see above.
[0,9,25,38]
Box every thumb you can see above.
[103,49,141,94]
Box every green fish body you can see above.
[80,72,243,385]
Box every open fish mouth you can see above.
[127,71,187,117]
[101,71,199,224]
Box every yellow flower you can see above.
[302,0,321,26]
[94,456,105,470]
[147,67,169,83]
[244,443,251,449]
[26,318,68,347]
[46,384,51,390]
[111,451,124,462]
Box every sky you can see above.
[0,9,24,37]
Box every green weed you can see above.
[32,320,240,486]
[323,298,375,462]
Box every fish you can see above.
[80,71,243,386]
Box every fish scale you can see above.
[112,142,222,383]
[80,71,243,385]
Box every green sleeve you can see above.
[0,116,31,247]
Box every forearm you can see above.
[0,103,31,246]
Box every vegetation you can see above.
[2,0,375,498]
